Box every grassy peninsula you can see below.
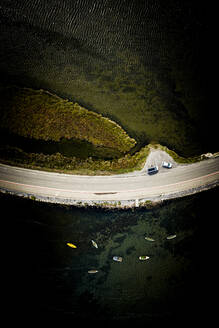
[0,86,148,174]
[0,86,136,153]
[0,86,203,175]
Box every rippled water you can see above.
[2,188,218,324]
[0,0,217,155]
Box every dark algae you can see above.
[2,188,218,324]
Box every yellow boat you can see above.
[67,242,77,248]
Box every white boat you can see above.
[145,236,155,242]
[88,270,98,274]
[91,240,98,248]
[113,256,123,262]
[139,256,150,260]
[166,234,177,240]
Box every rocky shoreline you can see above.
[1,180,218,209]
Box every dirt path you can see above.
[142,149,178,172]
[122,148,178,177]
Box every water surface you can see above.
[2,188,218,324]
[0,0,217,155]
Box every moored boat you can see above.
[91,240,98,248]
[145,237,155,242]
[139,256,150,260]
[66,242,77,248]
[88,270,98,274]
[166,234,177,240]
[113,256,123,262]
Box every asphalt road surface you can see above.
[0,156,219,203]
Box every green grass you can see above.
[149,143,202,163]
[0,86,136,154]
[23,51,203,157]
[0,142,205,176]
[0,86,205,175]
[0,144,151,175]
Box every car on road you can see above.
[162,161,172,169]
[147,165,159,175]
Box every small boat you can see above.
[91,240,98,248]
[66,242,77,248]
[139,256,150,261]
[113,256,123,262]
[166,234,177,240]
[145,237,155,242]
[88,270,98,274]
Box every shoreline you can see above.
[1,85,217,175]
[1,180,218,209]
[0,148,218,209]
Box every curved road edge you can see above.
[0,156,219,208]
[0,178,218,208]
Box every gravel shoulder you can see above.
[0,149,218,207]
[121,148,179,177]
[142,149,178,171]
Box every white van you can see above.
[162,161,172,168]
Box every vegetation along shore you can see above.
[0,86,207,175]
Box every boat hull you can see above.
[91,240,98,248]
[145,237,155,241]
[166,235,176,240]
[139,256,150,260]
[67,243,77,248]
[113,256,123,262]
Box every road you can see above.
[0,155,219,205]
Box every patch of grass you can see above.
[149,143,202,163]
[0,84,205,175]
[0,141,205,176]
[0,144,150,175]
[40,54,203,157]
[0,86,136,154]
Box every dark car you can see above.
[147,165,159,175]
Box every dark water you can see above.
[0,3,218,325]
[0,0,218,155]
[0,128,123,159]
[2,188,218,324]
